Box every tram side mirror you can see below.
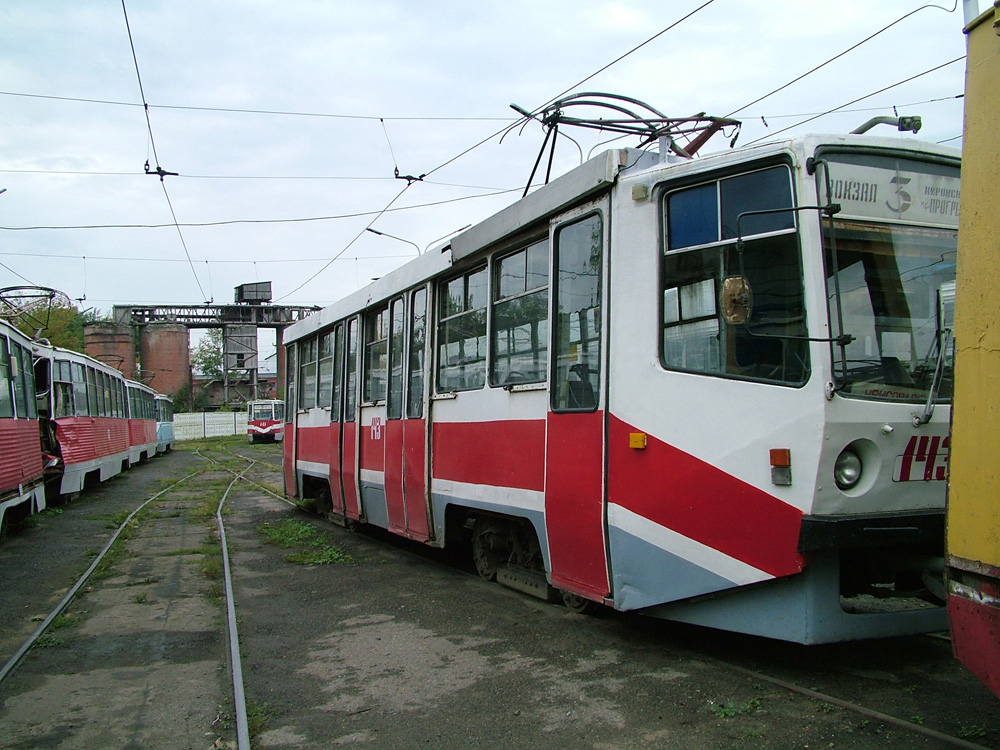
[721,276,753,325]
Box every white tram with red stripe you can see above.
[247,399,285,443]
[284,126,958,644]
[32,341,156,498]
[0,320,46,531]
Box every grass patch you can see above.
[134,592,149,604]
[20,506,64,529]
[710,697,762,719]
[258,519,353,565]
[35,635,64,648]
[160,545,218,557]
[49,611,85,630]
[247,700,280,739]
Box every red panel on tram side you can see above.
[341,422,360,520]
[328,422,344,513]
[431,419,545,492]
[283,426,297,498]
[949,588,1000,698]
[0,418,43,492]
[297,425,333,466]
[544,410,609,600]
[403,418,429,541]
[606,414,804,578]
[359,419,385,472]
[384,419,406,532]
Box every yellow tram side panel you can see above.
[950,4,1000,573]
[947,2,1000,700]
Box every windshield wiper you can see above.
[914,327,951,426]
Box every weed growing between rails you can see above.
[258,519,354,565]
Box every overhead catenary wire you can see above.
[726,1,960,118]
[744,55,966,145]
[120,0,210,303]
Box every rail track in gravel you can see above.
[7,438,986,749]
[210,439,996,750]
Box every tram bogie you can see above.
[284,124,959,644]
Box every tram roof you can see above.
[285,132,959,345]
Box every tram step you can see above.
[497,565,558,603]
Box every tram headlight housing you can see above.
[834,448,863,490]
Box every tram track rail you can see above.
[222,443,994,749]
[0,468,206,686]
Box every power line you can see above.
[0,188,519,231]
[0,89,511,122]
[121,0,209,302]
[0,250,412,264]
[727,2,959,118]
[744,56,966,145]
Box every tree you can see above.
[12,300,101,352]
[191,328,224,380]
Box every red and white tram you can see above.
[126,380,158,464]
[32,341,133,497]
[284,128,959,644]
[247,399,285,443]
[0,320,46,531]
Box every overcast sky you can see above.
[1,0,969,326]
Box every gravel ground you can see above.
[0,439,997,750]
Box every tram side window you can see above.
[285,344,295,420]
[299,337,318,410]
[344,317,358,422]
[71,364,88,416]
[387,297,405,419]
[0,338,13,418]
[437,266,487,392]
[53,360,74,418]
[364,307,389,403]
[662,166,808,385]
[552,214,603,412]
[317,331,334,409]
[492,239,549,386]
[407,288,427,419]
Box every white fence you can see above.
[175,412,249,441]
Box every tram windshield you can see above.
[821,153,959,403]
[251,402,279,420]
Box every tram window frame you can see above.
[436,265,488,393]
[660,163,810,387]
[0,337,13,419]
[71,363,88,417]
[363,306,389,404]
[331,323,344,422]
[344,317,358,422]
[87,368,99,416]
[298,336,318,411]
[317,330,334,410]
[387,296,405,419]
[551,212,604,413]
[53,359,74,418]
[285,344,296,421]
[491,239,549,387]
[407,287,427,419]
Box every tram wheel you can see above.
[561,590,600,614]
[315,487,333,517]
[471,519,505,582]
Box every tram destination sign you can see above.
[827,160,960,227]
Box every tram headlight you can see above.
[834,449,863,490]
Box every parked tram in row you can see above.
[155,393,175,454]
[283,125,959,644]
[0,320,46,533]
[247,399,284,443]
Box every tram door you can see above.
[384,289,431,541]
[283,344,297,497]
[326,323,346,516]
[544,208,611,601]
[340,317,361,520]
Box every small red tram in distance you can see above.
[247,399,285,443]
[283,119,959,644]
[0,320,46,531]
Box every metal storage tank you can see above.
[139,323,190,397]
[83,322,136,378]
